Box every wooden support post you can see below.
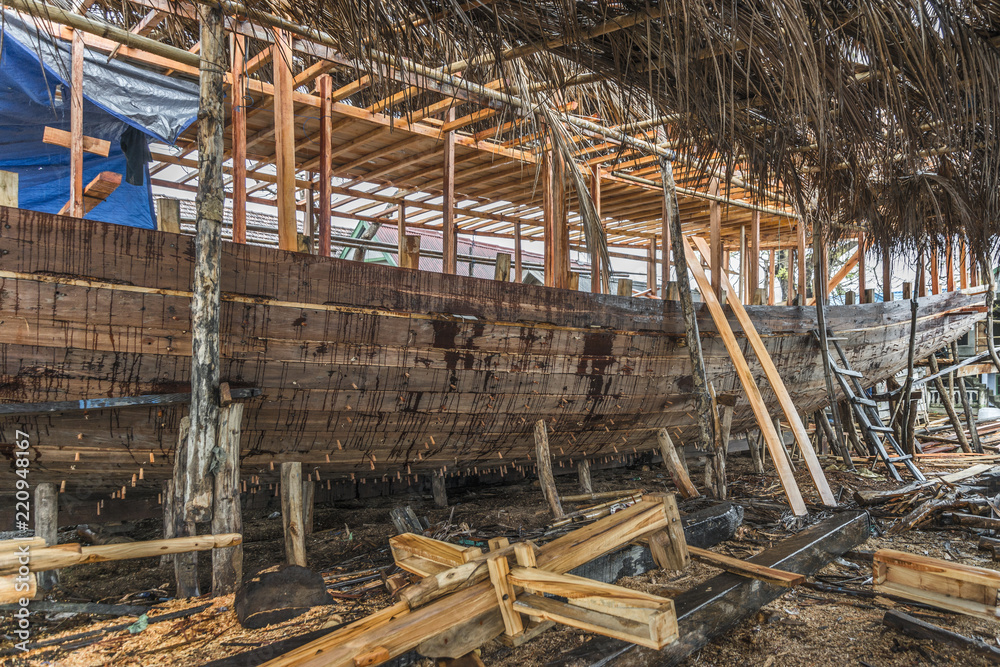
[646,493,689,570]
[952,340,983,453]
[785,250,795,305]
[302,480,315,535]
[683,237,808,515]
[709,398,735,500]
[181,3,225,529]
[533,420,563,518]
[161,480,175,566]
[155,198,180,234]
[930,248,940,295]
[514,222,523,283]
[902,282,912,300]
[317,74,333,257]
[657,429,698,498]
[927,353,972,452]
[231,33,247,244]
[946,240,955,291]
[396,202,406,259]
[749,212,760,302]
[34,482,58,590]
[797,222,807,301]
[845,290,856,305]
[494,253,511,281]
[442,107,457,274]
[617,278,633,296]
[660,186,672,300]
[882,243,893,301]
[917,252,927,297]
[662,158,715,457]
[768,249,776,305]
[432,474,448,508]
[399,235,421,270]
[647,238,656,294]
[960,239,968,290]
[212,403,243,594]
[577,459,593,494]
[858,232,867,302]
[171,418,199,597]
[280,462,306,566]
[709,178,722,300]
[553,150,569,289]
[69,30,84,218]
[591,165,603,294]
[0,171,17,207]
[273,28,297,251]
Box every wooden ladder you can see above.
[816,333,925,482]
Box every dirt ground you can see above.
[2,451,1000,666]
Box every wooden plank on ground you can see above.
[688,546,804,587]
[691,235,835,507]
[680,237,807,516]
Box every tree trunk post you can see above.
[577,459,593,495]
[533,420,563,518]
[280,462,306,566]
[952,341,983,453]
[301,479,315,535]
[34,482,58,590]
[161,479,175,567]
[212,403,243,594]
[172,418,199,597]
[431,474,448,508]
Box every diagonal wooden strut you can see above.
[680,236,808,516]
[690,235,836,507]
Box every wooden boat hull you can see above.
[0,207,986,498]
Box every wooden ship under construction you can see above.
[2,1,1000,664]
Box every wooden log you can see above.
[231,33,248,244]
[0,573,35,605]
[494,253,511,282]
[0,538,46,554]
[212,403,243,593]
[34,482,58,590]
[945,512,1000,531]
[748,211,760,300]
[533,420,564,518]
[616,278,633,296]
[577,459,593,494]
[657,429,698,498]
[927,353,972,452]
[952,341,983,453]
[431,474,448,509]
[69,30,84,218]
[853,463,993,506]
[281,462,307,566]
[883,609,1000,661]
[171,417,198,597]
[682,237,807,515]
[0,171,16,207]
[687,546,805,587]
[0,534,241,575]
[709,179,722,299]
[662,159,714,457]
[156,198,181,234]
[560,489,644,503]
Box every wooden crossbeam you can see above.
[681,236,808,516]
[57,171,121,216]
[687,547,805,587]
[690,235,836,507]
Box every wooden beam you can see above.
[591,165,603,293]
[709,178,722,299]
[0,171,17,207]
[656,429,698,499]
[930,247,940,295]
[442,107,457,274]
[749,211,760,299]
[399,235,421,270]
[42,126,110,157]
[681,237,807,516]
[231,33,247,244]
[273,28,298,251]
[34,483,59,590]
[797,221,807,301]
[69,30,84,218]
[57,171,121,215]
[318,74,333,256]
[858,232,867,301]
[883,242,893,301]
[946,240,955,291]
[691,235,835,507]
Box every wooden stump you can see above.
[432,475,448,509]
[533,420,563,518]
[577,459,593,495]
[280,462,306,567]
[34,482,58,590]
[212,404,243,594]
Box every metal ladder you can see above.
[814,331,925,482]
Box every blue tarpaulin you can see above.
[0,13,199,228]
